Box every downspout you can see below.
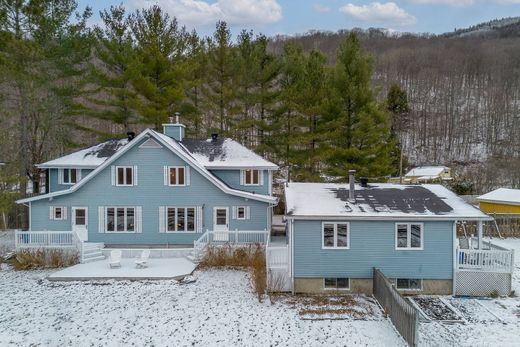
[452,221,457,296]
[290,218,295,294]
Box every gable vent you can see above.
[139,138,163,149]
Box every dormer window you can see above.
[241,169,263,186]
[59,169,80,185]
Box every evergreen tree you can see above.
[129,5,188,129]
[206,21,234,134]
[324,33,396,179]
[88,4,138,132]
[386,84,410,183]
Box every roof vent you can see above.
[360,177,368,188]
[211,133,219,141]
[127,131,136,141]
[349,170,356,203]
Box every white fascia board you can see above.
[205,165,279,170]
[284,215,493,221]
[476,198,520,207]
[36,165,99,169]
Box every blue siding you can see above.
[293,220,454,279]
[211,169,270,195]
[49,168,94,192]
[163,125,184,141]
[31,136,270,245]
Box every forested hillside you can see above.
[1,1,518,203]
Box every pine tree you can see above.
[386,84,410,183]
[87,4,138,132]
[205,21,235,134]
[129,5,188,129]
[324,33,397,179]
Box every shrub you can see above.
[11,249,79,270]
[199,244,267,301]
[489,290,499,298]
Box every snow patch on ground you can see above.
[0,269,406,346]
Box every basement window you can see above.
[395,278,422,291]
[324,278,350,290]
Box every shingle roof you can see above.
[181,138,278,169]
[285,182,490,220]
[38,139,128,168]
[477,188,520,205]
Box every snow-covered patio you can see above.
[48,257,197,281]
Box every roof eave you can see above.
[36,164,100,169]
[285,214,493,221]
[205,165,279,170]
[477,198,520,206]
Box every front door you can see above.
[213,207,229,241]
[72,207,88,241]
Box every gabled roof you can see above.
[181,138,278,169]
[37,139,128,168]
[285,182,490,220]
[17,129,277,204]
[405,166,449,178]
[477,188,520,206]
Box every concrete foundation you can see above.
[294,277,453,295]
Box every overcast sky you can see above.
[78,0,520,37]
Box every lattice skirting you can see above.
[456,271,512,296]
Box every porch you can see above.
[456,221,515,296]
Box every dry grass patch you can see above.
[11,249,79,270]
[199,244,267,301]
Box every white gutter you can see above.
[285,215,493,221]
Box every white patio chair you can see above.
[135,249,150,269]
[109,250,122,268]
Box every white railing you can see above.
[15,230,76,249]
[194,229,268,248]
[266,244,289,269]
[458,248,515,273]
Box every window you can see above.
[395,278,422,291]
[61,168,80,185]
[169,167,186,186]
[395,223,423,250]
[322,222,349,249]
[243,169,261,185]
[324,278,350,290]
[105,207,135,232]
[166,207,196,232]
[50,206,66,220]
[116,166,134,186]
[238,207,246,220]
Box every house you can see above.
[277,171,514,296]
[399,166,452,184]
[477,188,520,215]
[16,118,278,251]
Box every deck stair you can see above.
[80,242,105,263]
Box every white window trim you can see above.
[395,223,424,250]
[165,206,197,233]
[115,166,135,186]
[395,278,423,291]
[105,206,137,233]
[167,166,187,186]
[50,206,67,220]
[321,222,350,249]
[236,206,247,220]
[60,168,81,185]
[323,278,350,291]
[241,169,262,186]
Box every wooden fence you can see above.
[373,268,418,347]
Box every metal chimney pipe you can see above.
[349,170,356,202]
[175,112,180,124]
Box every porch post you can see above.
[477,221,483,250]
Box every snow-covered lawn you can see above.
[419,238,520,346]
[0,268,406,346]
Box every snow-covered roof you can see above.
[38,139,128,168]
[405,166,449,178]
[36,134,277,170]
[181,138,278,169]
[477,188,520,206]
[285,183,490,220]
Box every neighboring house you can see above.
[477,188,520,215]
[279,173,511,296]
[16,119,278,247]
[398,166,452,184]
